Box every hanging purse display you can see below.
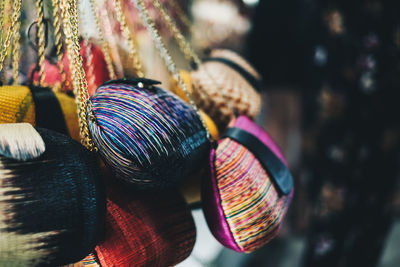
[0,123,106,266]
[202,116,294,253]
[94,177,196,267]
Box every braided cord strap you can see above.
[0,0,21,74]
[131,0,211,140]
[114,0,144,78]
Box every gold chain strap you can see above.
[131,0,211,140]
[152,0,237,114]
[36,0,46,86]
[152,0,200,66]
[61,0,96,151]
[60,0,78,95]
[0,0,21,73]
[51,0,67,91]
[85,39,97,91]
[89,0,117,80]
[114,0,144,78]
[167,0,192,31]
[11,17,20,84]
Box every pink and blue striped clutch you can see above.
[202,116,294,253]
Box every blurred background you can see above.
[2,0,400,266]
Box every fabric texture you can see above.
[0,85,80,141]
[88,79,210,190]
[95,179,196,267]
[0,128,106,266]
[191,49,262,131]
[203,116,293,253]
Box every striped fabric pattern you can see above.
[88,81,209,189]
[214,138,293,252]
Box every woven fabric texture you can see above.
[203,116,293,253]
[191,49,262,131]
[88,81,210,190]
[0,85,80,141]
[95,180,196,267]
[0,128,105,266]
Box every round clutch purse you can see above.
[202,116,294,253]
[95,179,196,267]
[0,124,105,266]
[87,78,210,190]
[190,49,263,131]
[0,85,80,141]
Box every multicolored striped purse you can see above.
[87,78,210,190]
[202,116,294,253]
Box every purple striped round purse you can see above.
[202,116,294,253]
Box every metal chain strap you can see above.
[36,0,46,86]
[61,0,96,151]
[89,0,117,80]
[11,18,21,84]
[51,0,67,91]
[0,0,21,73]
[152,0,237,114]
[167,0,192,31]
[152,0,200,66]
[131,0,211,140]
[114,0,144,78]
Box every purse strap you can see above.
[51,0,67,91]
[203,57,264,92]
[35,0,47,87]
[0,0,21,75]
[89,0,117,80]
[114,0,144,78]
[224,127,294,195]
[61,0,96,151]
[151,0,239,115]
[131,0,211,141]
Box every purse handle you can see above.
[114,0,144,78]
[88,0,117,80]
[131,0,212,141]
[0,0,21,76]
[151,0,239,115]
[60,0,96,151]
